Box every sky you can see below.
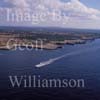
[0,0,100,29]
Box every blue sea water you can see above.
[0,39,100,99]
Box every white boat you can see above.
[35,59,54,68]
[35,54,66,68]
[35,49,96,68]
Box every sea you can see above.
[0,39,100,100]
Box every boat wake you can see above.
[35,51,82,68]
[35,46,100,68]
[35,59,56,68]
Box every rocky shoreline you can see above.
[0,33,100,50]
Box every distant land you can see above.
[0,26,100,50]
[0,26,100,33]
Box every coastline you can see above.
[0,38,98,50]
[0,32,100,50]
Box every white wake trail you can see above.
[35,46,100,68]
[35,51,83,68]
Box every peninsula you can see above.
[0,27,100,50]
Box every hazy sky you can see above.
[0,0,100,29]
